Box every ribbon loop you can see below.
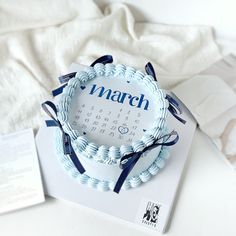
[114,130,179,193]
[41,101,85,174]
[166,94,186,124]
[145,62,157,81]
[90,55,113,67]
[42,101,60,124]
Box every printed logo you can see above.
[135,198,167,232]
[141,201,161,228]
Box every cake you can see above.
[42,55,184,193]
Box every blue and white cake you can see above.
[42,55,184,193]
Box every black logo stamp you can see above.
[142,201,160,228]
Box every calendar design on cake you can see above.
[68,74,159,147]
[71,105,143,146]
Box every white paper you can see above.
[0,129,45,214]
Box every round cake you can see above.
[42,57,182,193]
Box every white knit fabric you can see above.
[0,0,222,134]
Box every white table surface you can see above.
[1,129,236,236]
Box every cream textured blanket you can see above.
[2,0,235,164]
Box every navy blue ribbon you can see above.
[41,101,85,174]
[52,84,68,97]
[166,94,186,124]
[90,55,113,67]
[58,72,77,84]
[52,55,113,96]
[145,62,186,124]
[145,62,157,81]
[113,130,179,193]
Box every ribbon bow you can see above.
[145,62,186,124]
[41,101,85,174]
[52,55,113,97]
[165,94,186,124]
[114,130,179,193]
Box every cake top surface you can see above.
[57,63,168,162]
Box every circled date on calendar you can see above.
[71,104,145,146]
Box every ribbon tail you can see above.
[45,120,58,127]
[62,132,86,174]
[113,168,131,194]
[68,147,86,174]
[169,109,186,124]
[114,157,139,193]
[52,83,67,97]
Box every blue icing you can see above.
[64,161,74,171]
[115,64,126,76]
[120,144,133,156]
[85,67,96,80]
[143,74,155,83]
[97,145,109,160]
[122,180,131,190]
[63,85,75,97]
[78,174,89,184]
[68,77,80,88]
[130,176,142,188]
[108,146,120,159]
[108,181,115,190]
[145,80,159,92]
[150,127,161,139]
[142,134,155,146]
[105,63,115,76]
[155,157,165,169]
[63,94,72,103]
[94,63,105,76]
[125,66,136,78]
[58,97,70,112]
[75,71,89,83]
[140,170,151,182]
[70,168,79,178]
[97,181,110,191]
[134,70,145,81]
[161,148,170,160]
[75,136,88,151]
[104,158,117,165]
[69,129,80,140]
[93,154,104,162]
[57,111,68,123]
[86,143,98,156]
[148,162,159,175]
[132,140,145,152]
[87,178,99,188]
